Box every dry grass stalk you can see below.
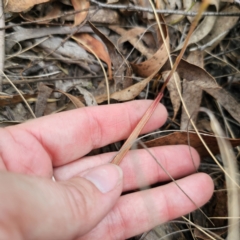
[200,107,240,239]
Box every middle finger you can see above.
[54,145,200,192]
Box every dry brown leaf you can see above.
[95,72,153,103]
[176,16,216,51]
[71,0,89,26]
[131,15,169,77]
[163,71,181,119]
[200,5,240,52]
[75,86,97,106]
[89,22,132,90]
[55,90,85,108]
[174,0,219,51]
[181,80,202,130]
[20,2,61,23]
[162,57,218,89]
[9,104,28,122]
[187,1,200,22]
[180,51,204,130]
[142,131,240,158]
[118,27,148,45]
[175,16,217,51]
[109,26,154,59]
[35,83,53,117]
[155,0,181,10]
[167,57,240,125]
[73,33,112,80]
[4,0,49,12]
[5,25,98,53]
[165,57,240,126]
[204,88,240,124]
[37,36,90,62]
[118,27,157,49]
[187,50,204,68]
[90,9,122,25]
[43,102,57,116]
[165,0,193,24]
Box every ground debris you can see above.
[1,0,240,239]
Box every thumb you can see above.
[0,164,123,240]
[65,163,123,235]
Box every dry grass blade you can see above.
[200,108,240,239]
[182,216,219,240]
[5,36,49,60]
[112,70,162,165]
[0,70,36,118]
[112,0,209,165]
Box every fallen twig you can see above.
[90,0,240,17]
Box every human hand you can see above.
[0,100,213,240]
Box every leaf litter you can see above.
[1,0,240,239]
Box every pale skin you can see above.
[0,100,214,240]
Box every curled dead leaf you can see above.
[200,5,240,52]
[4,0,49,12]
[71,0,89,26]
[131,15,169,77]
[89,22,132,90]
[20,2,61,23]
[75,86,97,106]
[55,89,85,108]
[175,0,219,51]
[95,72,154,103]
[73,33,112,79]
[109,26,154,59]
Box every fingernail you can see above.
[83,164,123,193]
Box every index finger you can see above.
[7,100,167,166]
